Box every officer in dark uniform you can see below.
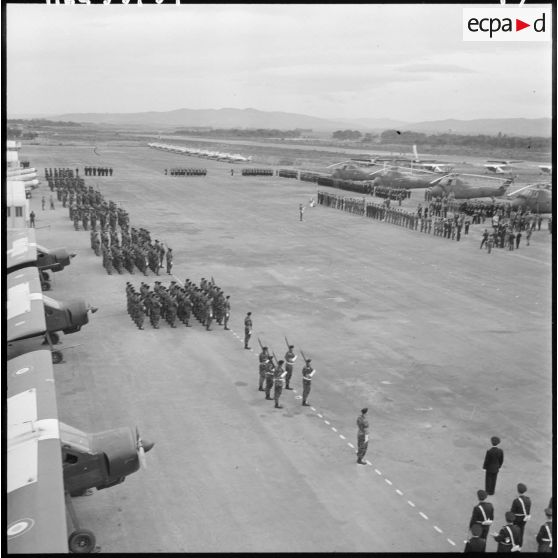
[483,436,504,495]
[464,523,486,553]
[356,408,369,465]
[301,358,315,406]
[284,345,297,390]
[244,312,252,349]
[166,247,173,275]
[469,489,494,540]
[492,511,521,552]
[510,483,531,547]
[536,507,552,553]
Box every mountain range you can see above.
[19,108,552,137]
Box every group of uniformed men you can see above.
[256,342,316,409]
[125,278,231,331]
[84,166,113,176]
[164,168,207,176]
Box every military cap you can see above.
[247,311,252,316]
[491,436,501,445]
[306,358,312,363]
[544,508,552,517]
[263,346,268,350]
[361,408,368,414]
[505,511,515,523]
[477,490,487,501]
[289,345,294,349]
[278,360,285,365]
[517,483,527,494]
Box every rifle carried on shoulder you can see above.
[300,349,309,363]
[258,337,265,351]
[284,336,291,349]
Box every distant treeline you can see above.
[174,128,304,138]
[7,127,38,140]
[8,119,82,127]
[331,129,551,151]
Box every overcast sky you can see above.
[6,3,553,122]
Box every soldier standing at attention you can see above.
[535,507,552,553]
[223,295,231,330]
[284,345,297,390]
[244,312,252,349]
[356,408,369,465]
[492,511,521,552]
[301,358,315,406]
[264,357,275,401]
[273,360,287,409]
[258,346,269,391]
[469,489,494,540]
[483,436,504,495]
[299,203,305,221]
[510,483,531,547]
[166,248,173,275]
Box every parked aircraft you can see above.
[428,174,513,200]
[484,160,522,174]
[8,349,154,553]
[8,228,76,290]
[148,142,252,164]
[506,182,552,213]
[7,267,96,363]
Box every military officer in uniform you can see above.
[258,346,270,391]
[483,436,504,495]
[464,524,487,553]
[273,360,287,409]
[510,483,531,547]
[301,358,315,406]
[244,312,252,349]
[264,357,275,400]
[356,408,369,465]
[492,511,521,552]
[223,295,231,330]
[536,507,552,553]
[284,345,297,390]
[469,489,494,540]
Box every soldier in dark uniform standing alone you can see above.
[223,295,231,330]
[483,436,504,495]
[244,312,252,349]
[356,408,369,465]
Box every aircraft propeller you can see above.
[136,427,154,469]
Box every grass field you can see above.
[23,136,553,552]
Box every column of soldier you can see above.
[317,190,477,241]
[45,168,81,193]
[84,166,113,176]
[125,277,230,331]
[256,340,316,410]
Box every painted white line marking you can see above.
[408,500,416,507]
[347,443,354,449]
[396,489,403,496]
[434,526,443,533]
[310,407,316,411]
[339,434,346,440]
[384,478,392,485]
[324,420,330,425]
[317,414,323,418]
[419,512,428,520]
[447,539,456,546]
[331,427,337,432]
[365,459,372,465]
[374,469,382,475]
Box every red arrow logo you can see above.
[516,19,530,31]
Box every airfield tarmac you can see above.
[25,140,552,552]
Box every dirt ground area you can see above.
[22,137,553,553]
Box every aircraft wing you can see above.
[7,228,38,271]
[8,350,69,553]
[8,268,46,342]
